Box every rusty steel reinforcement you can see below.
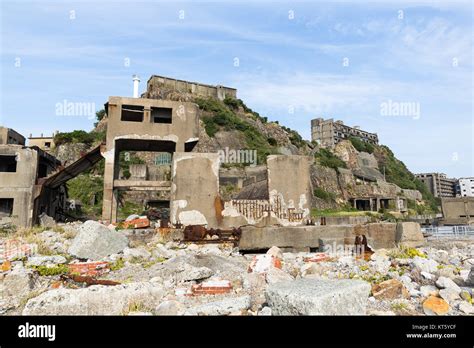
[229,198,304,222]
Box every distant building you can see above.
[28,133,56,151]
[458,177,474,197]
[310,118,378,148]
[415,173,456,198]
[0,126,25,145]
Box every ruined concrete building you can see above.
[101,76,312,228]
[28,133,56,152]
[311,118,378,148]
[415,172,456,198]
[0,127,66,226]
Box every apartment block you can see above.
[311,118,378,148]
[415,173,456,198]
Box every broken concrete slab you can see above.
[266,278,371,315]
[396,222,425,248]
[26,255,67,267]
[68,220,128,260]
[22,282,165,315]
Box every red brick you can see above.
[68,261,109,276]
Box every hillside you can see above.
[52,94,436,219]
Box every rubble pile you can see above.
[0,220,473,316]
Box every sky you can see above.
[0,0,472,178]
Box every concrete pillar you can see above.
[102,152,116,223]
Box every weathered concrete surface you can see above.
[239,223,398,251]
[101,96,200,223]
[396,222,425,248]
[266,278,371,315]
[441,197,474,225]
[239,225,351,251]
[68,220,128,260]
[267,155,313,225]
[22,282,165,315]
[170,152,220,228]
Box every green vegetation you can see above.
[389,246,426,259]
[348,136,375,154]
[374,145,438,212]
[67,174,104,217]
[54,130,105,146]
[31,264,69,276]
[310,207,363,217]
[314,148,347,172]
[195,97,277,164]
[281,126,305,148]
[313,187,335,201]
[110,258,125,271]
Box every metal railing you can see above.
[422,225,474,238]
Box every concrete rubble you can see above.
[0,220,473,316]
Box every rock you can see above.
[421,271,433,280]
[265,267,293,284]
[38,213,56,228]
[435,276,462,294]
[23,282,164,315]
[180,265,214,282]
[420,285,439,297]
[266,278,371,315]
[370,255,391,274]
[371,279,410,300]
[123,247,151,260]
[300,263,319,277]
[128,311,152,316]
[154,300,184,315]
[439,288,460,304]
[125,214,140,221]
[243,273,266,311]
[258,306,272,316]
[248,254,281,273]
[68,220,128,260]
[3,266,38,298]
[458,302,474,315]
[153,244,176,259]
[266,246,283,260]
[26,255,67,267]
[423,296,450,315]
[184,296,251,315]
[467,267,474,286]
[396,222,425,248]
[412,256,438,274]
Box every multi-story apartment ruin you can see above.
[458,177,474,197]
[311,118,378,149]
[415,173,456,198]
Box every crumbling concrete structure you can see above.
[101,96,200,223]
[0,127,25,145]
[440,197,474,225]
[0,143,64,227]
[311,118,378,148]
[144,75,237,101]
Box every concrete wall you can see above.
[28,137,55,151]
[170,152,220,227]
[267,155,312,225]
[0,127,25,145]
[441,197,474,225]
[239,222,400,251]
[146,75,237,101]
[0,145,38,226]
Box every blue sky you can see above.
[0,0,472,177]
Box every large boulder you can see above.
[266,278,371,315]
[68,221,128,260]
[396,222,425,248]
[2,266,39,299]
[23,282,165,315]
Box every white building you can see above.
[458,177,474,197]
